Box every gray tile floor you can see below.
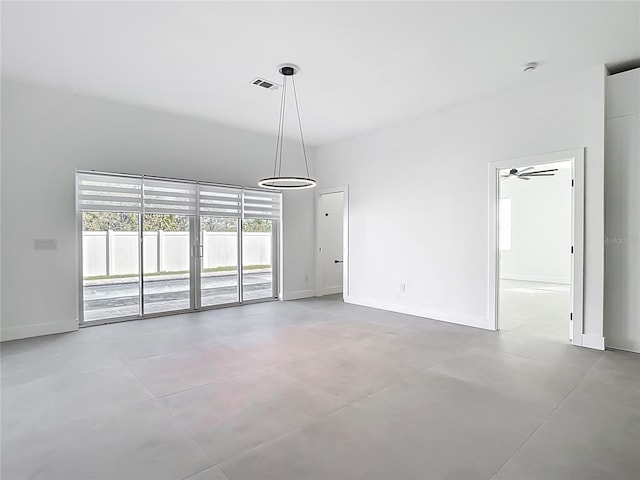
[499,280,571,341]
[1,292,638,479]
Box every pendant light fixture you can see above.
[258,64,316,190]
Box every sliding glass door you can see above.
[81,211,141,322]
[242,219,276,301]
[142,213,193,315]
[77,171,281,325]
[199,216,240,307]
[241,190,280,302]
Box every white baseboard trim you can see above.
[1,320,78,342]
[322,286,343,296]
[581,334,605,351]
[500,274,570,285]
[281,289,315,301]
[605,344,640,354]
[345,296,490,330]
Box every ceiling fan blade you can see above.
[528,168,559,174]
[517,167,534,174]
[500,175,510,178]
[521,173,555,177]
[519,176,531,180]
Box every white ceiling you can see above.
[2,1,639,146]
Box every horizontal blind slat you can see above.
[143,178,197,216]
[198,185,242,217]
[77,172,281,220]
[76,173,143,212]
[243,190,281,220]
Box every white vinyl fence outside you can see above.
[83,231,271,277]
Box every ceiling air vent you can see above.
[252,77,280,90]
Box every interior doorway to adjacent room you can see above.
[315,187,348,298]
[488,149,584,346]
[499,160,572,340]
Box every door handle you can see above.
[334,260,343,264]
[199,245,204,258]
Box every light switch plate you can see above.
[34,239,58,250]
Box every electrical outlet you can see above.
[400,283,406,293]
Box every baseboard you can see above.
[322,286,343,296]
[500,274,570,285]
[345,296,490,330]
[581,334,605,351]
[604,337,639,353]
[281,289,315,301]
[605,344,640,354]
[1,320,78,342]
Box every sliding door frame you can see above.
[77,171,281,327]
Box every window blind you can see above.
[76,171,281,221]
[198,184,242,217]
[142,178,197,216]
[76,172,142,212]
[243,190,281,220]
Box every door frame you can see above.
[487,148,584,346]
[315,185,350,298]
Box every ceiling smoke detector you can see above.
[522,62,537,72]
[252,77,280,90]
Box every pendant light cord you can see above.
[270,69,311,180]
[273,76,287,177]
[291,75,311,178]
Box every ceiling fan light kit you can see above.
[500,167,559,180]
[258,63,317,191]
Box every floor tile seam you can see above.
[121,361,165,401]
[183,465,231,480]
[0,394,162,447]
[0,360,130,392]
[119,330,269,365]
[488,352,604,480]
[420,365,567,420]
[423,340,488,370]
[1,362,144,394]
[201,380,400,473]
[489,348,600,371]
[0,336,109,358]
[158,403,224,472]
[200,364,408,472]
[149,392,231,468]
[273,365,394,410]
[118,340,226,365]
[429,340,597,374]
[217,465,233,480]
[152,364,281,401]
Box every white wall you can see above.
[500,165,572,284]
[0,79,316,341]
[318,192,344,294]
[315,66,606,343]
[604,68,640,353]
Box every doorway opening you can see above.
[488,149,584,346]
[315,186,349,298]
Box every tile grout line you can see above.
[488,351,606,480]
[206,376,405,475]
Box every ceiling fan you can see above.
[500,166,558,180]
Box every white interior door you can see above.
[318,192,344,296]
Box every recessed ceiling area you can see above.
[1,1,638,145]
